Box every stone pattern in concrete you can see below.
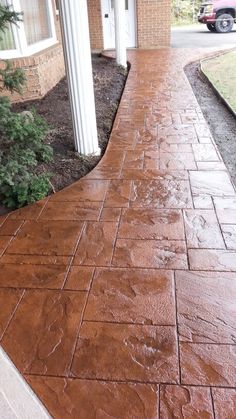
[0,49,236,417]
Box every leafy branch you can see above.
[0,3,53,209]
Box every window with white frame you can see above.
[0,0,57,59]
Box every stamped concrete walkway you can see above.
[0,49,236,418]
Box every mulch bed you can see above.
[12,54,127,192]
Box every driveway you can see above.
[171,23,236,48]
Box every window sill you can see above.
[0,38,58,60]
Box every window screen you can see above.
[111,0,129,10]
[20,0,52,45]
[0,0,16,50]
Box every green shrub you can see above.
[0,61,26,94]
[0,4,53,209]
[0,99,53,208]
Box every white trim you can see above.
[58,0,100,155]
[0,40,58,59]
[0,49,19,60]
[114,0,127,67]
[133,0,138,48]
[14,0,28,54]
[0,0,57,59]
[101,0,137,50]
[23,38,58,56]
[101,0,111,50]
[0,347,50,418]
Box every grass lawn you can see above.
[201,50,236,113]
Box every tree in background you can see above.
[0,3,53,209]
[172,0,203,25]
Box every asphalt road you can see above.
[171,24,236,48]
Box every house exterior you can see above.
[0,0,171,102]
[0,0,65,101]
[88,0,171,50]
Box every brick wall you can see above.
[2,42,65,103]
[36,43,65,98]
[87,0,104,50]
[136,0,171,48]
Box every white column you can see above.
[58,0,100,155]
[114,0,127,68]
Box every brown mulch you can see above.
[13,54,127,192]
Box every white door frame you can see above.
[101,0,137,49]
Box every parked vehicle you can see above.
[198,0,236,32]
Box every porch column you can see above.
[57,0,100,155]
[114,0,127,68]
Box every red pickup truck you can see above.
[198,0,236,32]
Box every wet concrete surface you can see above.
[1,49,236,417]
[185,61,236,187]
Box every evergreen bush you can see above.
[0,4,53,209]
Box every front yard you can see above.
[201,50,236,113]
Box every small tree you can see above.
[0,4,26,94]
[171,0,202,25]
[0,4,53,209]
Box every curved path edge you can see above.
[0,48,236,417]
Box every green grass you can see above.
[201,50,236,113]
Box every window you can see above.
[21,0,52,45]
[0,0,57,59]
[111,0,129,10]
[0,0,16,50]
[0,23,15,50]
